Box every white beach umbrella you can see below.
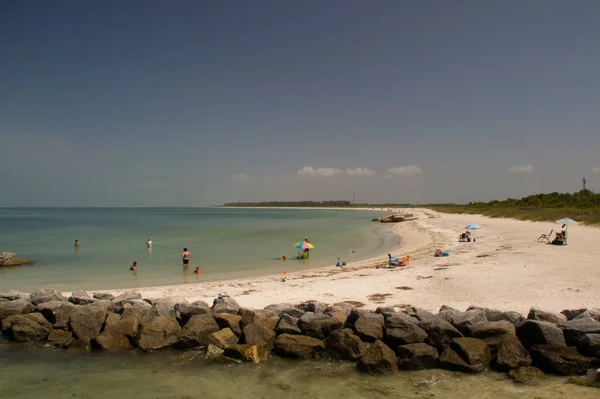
[555,217,578,245]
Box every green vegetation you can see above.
[222,201,414,208]
[426,190,600,225]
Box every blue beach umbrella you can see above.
[465,224,481,240]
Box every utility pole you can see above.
[352,192,355,205]
[583,177,587,191]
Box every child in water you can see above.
[193,267,200,275]
[130,261,137,271]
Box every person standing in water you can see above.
[146,239,152,249]
[182,248,191,267]
[74,240,80,252]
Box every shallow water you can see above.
[0,208,396,292]
[0,339,597,399]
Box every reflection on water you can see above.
[0,339,597,399]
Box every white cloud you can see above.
[592,167,600,173]
[345,167,376,177]
[387,165,423,177]
[232,174,248,180]
[509,164,533,173]
[297,166,342,177]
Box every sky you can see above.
[1,0,600,206]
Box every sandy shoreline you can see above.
[88,208,599,315]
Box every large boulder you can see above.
[224,344,269,363]
[264,303,305,318]
[36,301,76,329]
[298,301,327,314]
[353,313,384,342]
[0,291,29,301]
[212,297,240,315]
[249,310,279,331]
[384,313,428,347]
[492,334,532,371]
[575,309,600,322]
[150,298,177,319]
[418,317,463,350]
[214,313,242,336]
[95,329,132,351]
[242,323,276,351]
[440,338,491,373]
[175,301,211,324]
[275,314,302,335]
[346,309,374,326]
[110,291,143,312]
[470,321,516,353]
[298,313,342,339]
[449,309,488,336]
[563,318,600,357]
[0,252,34,267]
[178,314,219,349]
[404,307,435,321]
[93,292,115,301]
[530,345,592,376]
[138,315,181,351]
[0,298,35,319]
[67,301,110,340]
[274,334,325,359]
[207,328,239,349]
[357,340,398,374]
[324,328,365,360]
[484,309,525,326]
[68,289,96,305]
[527,308,567,326]
[325,303,353,325]
[516,320,566,349]
[397,343,439,370]
[113,316,140,338]
[1,313,52,341]
[509,366,545,383]
[47,329,74,348]
[29,289,66,305]
[561,308,587,321]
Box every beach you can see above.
[99,208,600,315]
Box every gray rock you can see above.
[95,329,132,351]
[404,307,435,321]
[516,320,566,349]
[36,300,76,329]
[0,298,35,319]
[274,334,325,359]
[214,313,242,336]
[450,337,491,372]
[178,314,220,349]
[29,289,66,305]
[563,318,600,357]
[384,325,428,348]
[324,328,365,360]
[418,316,463,350]
[1,313,52,341]
[492,334,532,371]
[242,323,276,351]
[264,303,305,318]
[275,314,302,335]
[530,345,592,376]
[397,343,439,370]
[176,301,211,324]
[0,290,29,301]
[298,313,343,339]
[93,292,115,301]
[449,309,488,336]
[250,310,279,331]
[346,309,375,326]
[385,312,421,329]
[353,313,384,342]
[357,340,398,374]
[561,308,587,321]
[212,297,240,315]
[509,366,545,383]
[67,301,110,340]
[438,306,463,324]
[138,315,181,351]
[121,300,153,323]
[325,303,353,325]
[470,321,516,353]
[527,307,567,326]
[113,315,139,338]
[206,344,225,362]
[68,289,96,305]
[150,297,176,319]
[574,309,600,322]
[206,328,239,349]
[110,291,143,312]
[47,329,74,348]
[484,309,525,326]
[0,252,34,267]
[104,312,122,330]
[298,301,327,314]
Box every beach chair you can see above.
[536,229,553,243]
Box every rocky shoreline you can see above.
[1,289,599,386]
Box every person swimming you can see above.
[130,261,137,271]
[281,255,287,261]
[182,248,191,266]
[193,267,200,275]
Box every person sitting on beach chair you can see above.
[388,253,400,267]
[537,229,553,243]
[552,231,565,245]
[459,232,471,242]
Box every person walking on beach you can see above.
[182,248,191,267]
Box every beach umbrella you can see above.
[294,242,315,249]
[555,218,578,245]
[465,223,481,240]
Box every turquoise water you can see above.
[0,208,395,292]
[0,339,597,399]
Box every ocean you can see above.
[0,207,396,293]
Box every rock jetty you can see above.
[371,214,417,223]
[0,252,34,267]
[1,290,599,383]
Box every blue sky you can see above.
[1,1,600,206]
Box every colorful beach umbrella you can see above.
[294,242,315,249]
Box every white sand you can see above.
[101,209,600,315]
